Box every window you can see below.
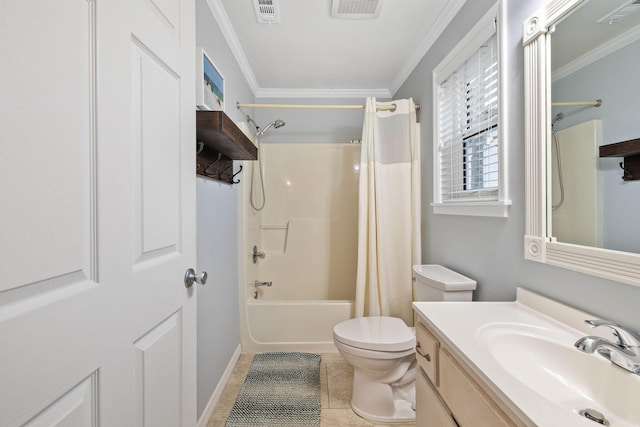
[432,4,510,217]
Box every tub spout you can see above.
[255,280,272,288]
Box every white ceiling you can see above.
[211,0,467,98]
[209,0,640,97]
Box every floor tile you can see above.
[320,352,347,364]
[326,363,354,408]
[236,353,254,365]
[321,408,371,426]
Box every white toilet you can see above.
[333,265,476,423]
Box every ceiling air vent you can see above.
[597,0,640,24]
[253,0,281,24]
[331,0,383,20]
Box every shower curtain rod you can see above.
[236,101,421,112]
[552,99,602,107]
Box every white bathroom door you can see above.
[0,0,197,426]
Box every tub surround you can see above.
[239,143,360,353]
[413,288,638,426]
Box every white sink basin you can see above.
[477,322,640,426]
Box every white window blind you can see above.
[438,33,498,202]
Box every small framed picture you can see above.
[196,47,224,111]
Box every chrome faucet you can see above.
[254,280,272,288]
[574,319,640,375]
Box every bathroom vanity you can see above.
[413,288,640,427]
[414,317,528,426]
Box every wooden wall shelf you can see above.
[600,137,640,181]
[196,110,256,184]
[196,110,257,160]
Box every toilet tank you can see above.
[412,265,476,301]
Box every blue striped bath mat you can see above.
[225,352,322,426]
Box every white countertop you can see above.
[412,288,626,427]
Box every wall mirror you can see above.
[523,0,640,287]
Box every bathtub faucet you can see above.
[254,280,272,288]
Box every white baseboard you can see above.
[197,344,242,427]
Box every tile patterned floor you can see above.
[207,353,416,427]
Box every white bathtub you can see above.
[240,299,354,353]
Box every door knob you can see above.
[184,268,207,288]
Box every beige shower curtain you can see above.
[355,97,421,325]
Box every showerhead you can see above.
[256,119,286,137]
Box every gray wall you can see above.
[395,0,640,329]
[195,0,255,418]
[552,40,640,253]
[195,178,238,418]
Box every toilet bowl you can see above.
[333,264,477,423]
[333,316,416,423]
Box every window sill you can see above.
[432,200,512,217]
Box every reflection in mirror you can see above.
[523,0,640,287]
[550,0,640,254]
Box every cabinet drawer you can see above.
[417,367,457,427]
[415,322,439,386]
[439,349,514,427]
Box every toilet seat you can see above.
[333,316,415,352]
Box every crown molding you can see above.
[255,88,392,99]
[389,0,468,95]
[552,24,640,82]
[205,0,260,95]
[207,0,468,100]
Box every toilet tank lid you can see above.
[412,265,477,291]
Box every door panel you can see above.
[24,374,98,427]
[132,40,181,264]
[145,0,180,31]
[0,0,96,298]
[134,312,182,427]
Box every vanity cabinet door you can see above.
[416,321,440,385]
[417,367,458,427]
[439,349,514,427]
